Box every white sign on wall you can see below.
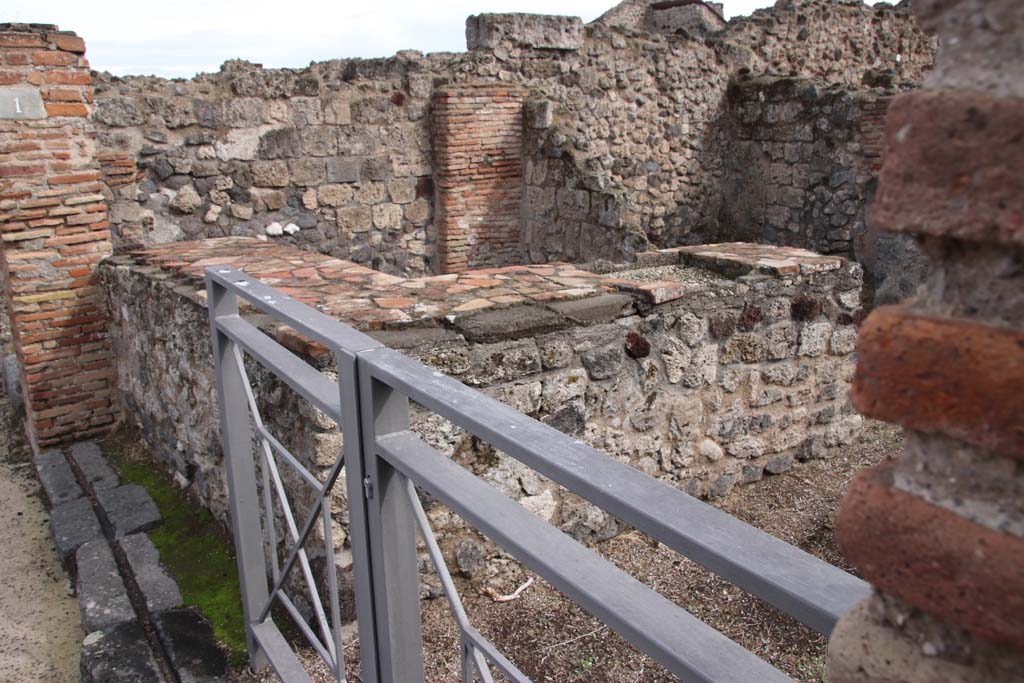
[0,88,46,120]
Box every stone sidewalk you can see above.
[0,393,81,682]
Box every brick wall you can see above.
[826,0,1024,681]
[0,24,117,448]
[432,85,524,273]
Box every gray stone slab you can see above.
[153,608,228,683]
[453,304,570,343]
[49,497,102,566]
[80,621,167,683]
[76,539,135,632]
[120,534,182,613]
[97,485,161,539]
[68,441,120,491]
[34,449,83,506]
[547,293,634,324]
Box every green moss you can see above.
[102,433,249,667]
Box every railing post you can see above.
[206,275,270,670]
[336,348,382,683]
[357,366,425,683]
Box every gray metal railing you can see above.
[205,266,870,683]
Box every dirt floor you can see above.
[0,396,82,683]
[232,420,900,683]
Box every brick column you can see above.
[827,1,1024,681]
[433,84,524,273]
[0,24,117,448]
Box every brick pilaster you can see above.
[827,0,1024,680]
[0,24,117,448]
[432,84,524,273]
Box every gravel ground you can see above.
[604,264,731,287]
[232,420,900,683]
[0,396,82,683]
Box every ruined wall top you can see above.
[466,13,585,51]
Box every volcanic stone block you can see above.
[80,621,167,683]
[34,449,83,506]
[548,293,634,324]
[837,461,1024,649]
[153,608,229,683]
[120,534,182,613]
[68,441,119,491]
[76,539,135,632]
[50,497,102,566]
[97,485,161,538]
[453,304,569,343]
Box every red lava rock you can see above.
[624,331,651,359]
[737,305,763,331]
[853,305,1024,459]
[873,89,1024,246]
[791,295,820,322]
[837,460,1024,649]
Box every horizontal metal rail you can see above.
[206,266,870,683]
[218,314,343,422]
[377,430,791,683]
[360,346,870,635]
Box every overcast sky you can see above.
[5,1,831,78]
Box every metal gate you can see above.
[206,266,870,683]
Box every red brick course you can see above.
[837,460,1024,649]
[0,26,117,448]
[872,90,1024,246]
[853,305,1024,459]
[433,85,525,273]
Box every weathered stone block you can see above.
[34,449,83,506]
[837,461,1024,649]
[76,539,135,632]
[120,533,182,613]
[50,497,102,565]
[80,621,166,683]
[97,485,161,538]
[68,441,119,491]
[325,156,361,183]
[873,90,1024,246]
[853,306,1024,459]
[153,608,229,683]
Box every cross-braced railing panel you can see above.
[231,343,344,678]
[206,266,871,683]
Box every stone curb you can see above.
[34,440,228,682]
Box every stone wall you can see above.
[84,0,934,277]
[93,55,440,275]
[100,237,863,568]
[826,1,1024,681]
[0,24,118,448]
[714,76,929,304]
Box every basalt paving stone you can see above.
[80,621,168,683]
[153,607,229,683]
[49,496,103,566]
[68,441,120,491]
[97,485,162,538]
[76,539,135,632]
[120,533,182,613]
[34,449,83,506]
